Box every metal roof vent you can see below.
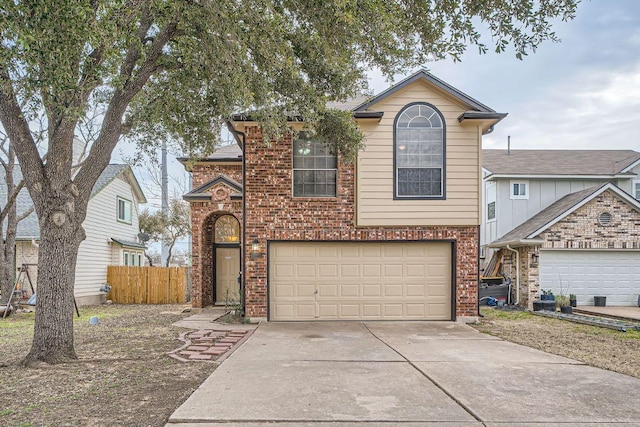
[598,212,612,226]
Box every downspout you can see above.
[505,245,520,305]
[237,130,247,318]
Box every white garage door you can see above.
[540,250,640,306]
[269,241,452,321]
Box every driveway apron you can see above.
[168,321,640,426]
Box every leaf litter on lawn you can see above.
[0,304,217,427]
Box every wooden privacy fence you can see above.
[107,266,187,304]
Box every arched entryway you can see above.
[213,215,241,304]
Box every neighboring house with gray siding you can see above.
[481,150,640,308]
[2,164,147,305]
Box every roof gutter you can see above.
[485,174,634,180]
[488,239,544,248]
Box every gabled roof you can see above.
[489,183,640,247]
[1,164,146,240]
[229,70,505,127]
[353,70,502,114]
[94,164,147,203]
[183,174,243,202]
[177,143,243,164]
[483,150,640,177]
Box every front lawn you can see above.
[472,308,640,379]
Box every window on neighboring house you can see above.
[486,181,496,221]
[394,103,445,199]
[117,197,132,223]
[138,254,142,266]
[634,180,640,200]
[123,251,129,266]
[510,181,529,199]
[292,133,337,197]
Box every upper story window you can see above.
[117,197,132,223]
[510,181,529,200]
[394,103,445,199]
[486,181,496,221]
[293,133,337,197]
[634,180,640,200]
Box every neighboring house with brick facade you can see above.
[481,150,640,308]
[2,164,147,305]
[182,70,506,322]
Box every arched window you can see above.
[215,215,240,243]
[394,103,445,199]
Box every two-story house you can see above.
[8,164,147,305]
[183,70,506,322]
[481,150,640,308]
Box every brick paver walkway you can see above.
[168,329,252,362]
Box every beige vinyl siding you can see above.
[74,175,142,302]
[356,81,481,226]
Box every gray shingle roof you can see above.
[0,164,138,240]
[483,150,640,176]
[489,184,609,247]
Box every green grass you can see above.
[480,307,531,320]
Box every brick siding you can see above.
[512,191,640,308]
[188,127,480,318]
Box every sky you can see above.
[111,0,640,253]
[365,0,640,152]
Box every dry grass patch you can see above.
[472,307,640,379]
[0,304,217,427]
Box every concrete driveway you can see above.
[167,321,640,426]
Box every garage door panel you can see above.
[362,304,382,317]
[297,284,316,297]
[274,284,294,297]
[384,264,403,277]
[406,284,425,297]
[406,264,426,277]
[383,304,403,317]
[341,265,360,277]
[540,250,640,306]
[340,284,359,297]
[363,284,382,297]
[318,304,338,317]
[384,284,403,297]
[363,265,382,277]
[269,242,452,321]
[340,304,360,317]
[295,304,316,318]
[318,264,338,278]
[318,283,338,297]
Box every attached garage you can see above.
[268,241,453,321]
[540,250,640,306]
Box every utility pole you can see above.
[161,139,169,266]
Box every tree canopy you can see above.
[0,0,579,364]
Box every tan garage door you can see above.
[269,241,452,321]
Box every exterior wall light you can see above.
[250,239,263,259]
[530,252,539,268]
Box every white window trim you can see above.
[486,181,497,222]
[510,180,529,200]
[633,179,640,200]
[117,196,133,224]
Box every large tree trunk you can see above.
[22,222,84,365]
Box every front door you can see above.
[215,247,240,304]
